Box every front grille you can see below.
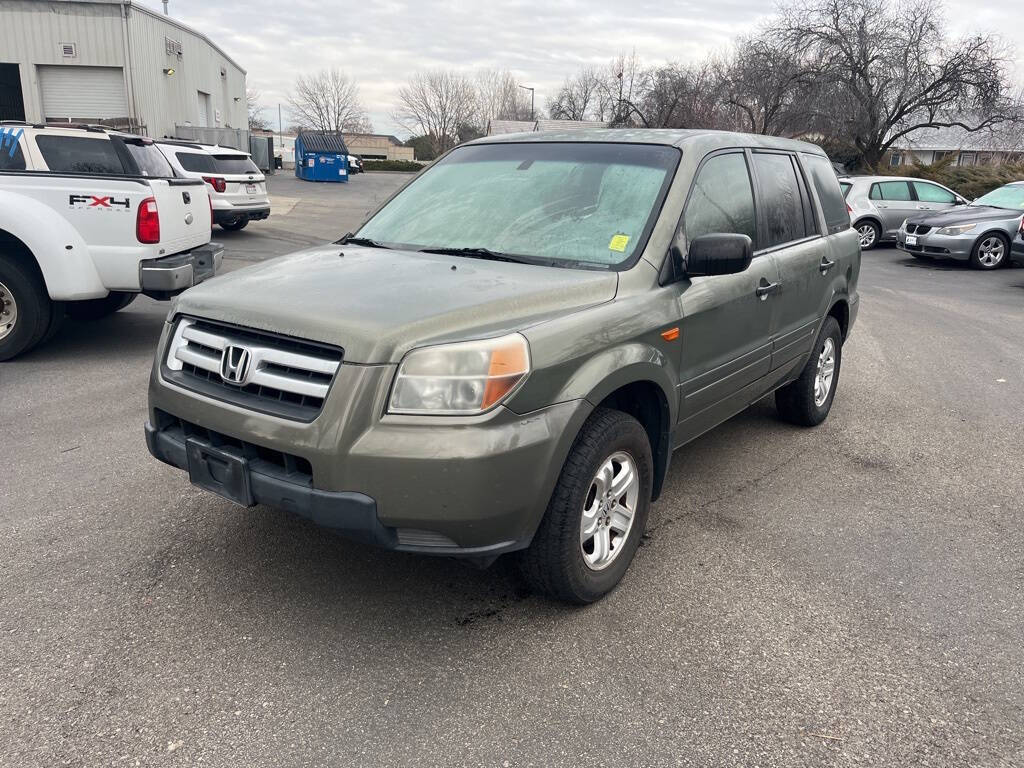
[163,316,343,421]
[906,223,932,235]
[154,409,313,484]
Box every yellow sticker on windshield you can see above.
[609,234,630,252]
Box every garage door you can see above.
[38,65,127,121]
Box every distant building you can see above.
[886,121,1024,167]
[342,133,415,162]
[0,0,246,138]
[486,119,608,136]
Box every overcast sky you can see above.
[139,0,1022,138]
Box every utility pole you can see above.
[518,85,535,121]
[162,0,169,14]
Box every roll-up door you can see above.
[38,65,128,121]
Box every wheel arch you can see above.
[826,296,851,340]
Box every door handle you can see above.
[916,205,929,209]
[819,256,836,273]
[756,280,781,300]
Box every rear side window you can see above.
[0,130,26,170]
[869,181,912,201]
[36,135,125,175]
[751,152,811,249]
[175,151,217,174]
[213,155,259,174]
[912,181,956,203]
[123,141,174,177]
[683,152,757,245]
[803,154,851,234]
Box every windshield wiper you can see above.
[337,233,388,248]
[418,246,533,264]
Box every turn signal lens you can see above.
[389,334,531,415]
[136,196,160,244]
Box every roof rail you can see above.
[154,138,206,149]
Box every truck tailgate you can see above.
[149,179,212,255]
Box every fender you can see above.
[0,189,106,300]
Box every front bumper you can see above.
[139,243,224,299]
[1011,236,1024,266]
[146,333,591,556]
[213,206,270,225]
[896,230,974,260]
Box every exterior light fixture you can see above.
[163,68,175,76]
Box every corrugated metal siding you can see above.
[38,64,127,119]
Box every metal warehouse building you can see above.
[0,0,246,138]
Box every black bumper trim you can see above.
[139,243,223,299]
[144,422,525,558]
[213,206,270,224]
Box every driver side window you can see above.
[684,152,757,246]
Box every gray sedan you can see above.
[896,182,1024,269]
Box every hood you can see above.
[909,205,1021,227]
[173,244,618,363]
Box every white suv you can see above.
[156,141,270,231]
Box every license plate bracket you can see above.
[905,235,918,246]
[186,439,254,507]
[246,184,257,194]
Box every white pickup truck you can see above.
[0,123,223,360]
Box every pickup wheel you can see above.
[0,257,52,361]
[517,407,653,604]
[219,217,249,231]
[66,292,136,321]
[775,315,842,427]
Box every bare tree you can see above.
[474,69,532,128]
[776,0,1018,167]
[721,38,811,135]
[548,68,603,121]
[246,88,271,131]
[393,70,478,155]
[287,69,372,134]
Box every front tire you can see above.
[775,316,842,427]
[219,217,249,231]
[0,257,54,361]
[517,407,653,604]
[969,233,1008,270]
[856,221,881,250]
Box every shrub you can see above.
[884,158,1024,200]
[362,160,425,173]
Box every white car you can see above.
[347,155,362,174]
[156,141,270,231]
[0,123,220,359]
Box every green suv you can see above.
[145,129,860,603]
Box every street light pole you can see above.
[518,85,535,121]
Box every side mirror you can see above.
[682,233,753,277]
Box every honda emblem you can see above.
[220,345,252,385]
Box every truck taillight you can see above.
[136,196,160,244]
[202,176,226,193]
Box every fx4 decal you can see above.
[69,195,131,210]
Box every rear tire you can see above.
[517,407,653,604]
[0,256,52,361]
[856,221,881,250]
[775,316,842,427]
[969,233,1008,270]
[66,291,135,321]
[219,218,249,231]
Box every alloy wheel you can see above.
[857,224,877,248]
[580,451,640,571]
[0,281,18,342]
[814,337,836,407]
[976,237,1005,267]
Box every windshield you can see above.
[356,142,680,268]
[214,154,260,174]
[972,184,1024,210]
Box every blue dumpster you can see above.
[295,131,349,183]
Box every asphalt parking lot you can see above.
[2,172,1023,767]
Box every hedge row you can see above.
[362,160,425,173]
[884,158,1024,200]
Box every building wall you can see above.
[343,134,414,161]
[0,0,245,138]
[126,4,246,138]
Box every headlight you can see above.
[388,333,531,415]
[936,223,977,236]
